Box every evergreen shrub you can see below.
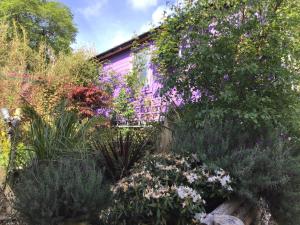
[170,115,300,225]
[14,157,111,225]
[103,153,233,225]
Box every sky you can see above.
[58,0,176,54]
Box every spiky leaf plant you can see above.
[92,130,154,182]
[22,101,96,160]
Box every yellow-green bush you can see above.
[0,21,101,116]
[0,121,10,167]
[0,120,29,168]
[0,20,101,169]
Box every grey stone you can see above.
[202,214,244,225]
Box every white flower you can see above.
[191,154,199,161]
[155,163,179,172]
[206,170,233,191]
[132,170,153,180]
[143,185,171,199]
[175,158,187,166]
[194,212,207,222]
[176,186,189,199]
[183,172,199,184]
[220,175,231,187]
[207,176,217,182]
[226,186,233,191]
[155,162,164,169]
[216,169,226,177]
[201,168,210,177]
[191,192,202,203]
[176,186,203,203]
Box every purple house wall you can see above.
[102,51,132,78]
[95,32,169,124]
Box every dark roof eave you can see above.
[94,28,160,62]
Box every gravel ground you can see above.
[0,186,25,225]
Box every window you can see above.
[132,48,151,86]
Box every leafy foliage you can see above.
[125,46,150,97]
[102,153,233,225]
[154,0,300,132]
[92,130,154,182]
[22,102,96,160]
[52,49,101,87]
[68,85,111,118]
[99,42,155,123]
[0,121,10,167]
[155,2,300,223]
[14,157,111,225]
[0,0,77,53]
[170,115,300,225]
[113,88,135,121]
[71,57,100,86]
[0,21,100,115]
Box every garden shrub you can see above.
[154,1,300,223]
[0,113,29,172]
[0,21,101,115]
[92,129,155,182]
[14,157,111,225]
[102,153,233,225]
[155,0,300,224]
[0,122,10,167]
[22,101,98,160]
[68,85,111,118]
[112,88,136,121]
[170,115,300,225]
[154,0,300,132]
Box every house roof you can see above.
[94,30,153,62]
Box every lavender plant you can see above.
[14,158,111,225]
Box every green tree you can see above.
[154,0,300,134]
[155,1,300,224]
[113,88,135,121]
[0,0,77,53]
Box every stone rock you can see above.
[201,214,244,225]
[59,222,89,225]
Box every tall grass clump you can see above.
[22,101,97,161]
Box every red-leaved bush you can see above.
[68,85,111,118]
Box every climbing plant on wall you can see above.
[99,42,153,122]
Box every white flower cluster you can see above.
[143,185,171,199]
[112,170,153,193]
[176,186,203,203]
[112,153,234,215]
[155,162,179,172]
[206,169,233,191]
[183,171,199,184]
[174,158,191,168]
[132,170,153,181]
[108,152,238,225]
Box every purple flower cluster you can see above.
[96,108,112,118]
[98,65,168,122]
